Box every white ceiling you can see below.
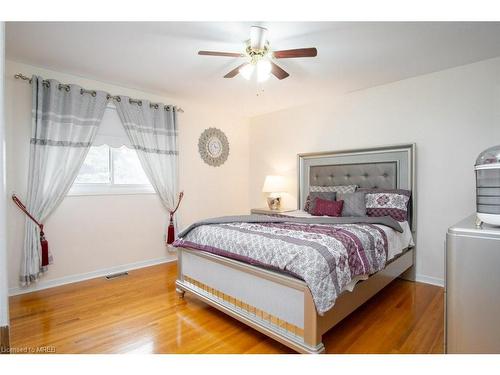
[6,22,500,117]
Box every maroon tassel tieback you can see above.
[167,192,184,245]
[12,194,50,267]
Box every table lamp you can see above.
[262,175,286,210]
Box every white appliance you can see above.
[446,215,500,353]
[475,145,500,226]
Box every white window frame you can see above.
[68,183,155,196]
[68,146,155,197]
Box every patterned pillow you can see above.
[304,192,336,213]
[337,191,366,217]
[361,189,411,222]
[309,185,357,194]
[311,198,344,217]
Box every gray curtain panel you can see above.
[21,76,108,285]
[114,97,179,213]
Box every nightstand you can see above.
[251,208,295,215]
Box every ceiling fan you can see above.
[198,26,317,82]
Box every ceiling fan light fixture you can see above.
[239,64,254,80]
[198,25,317,81]
[256,59,272,82]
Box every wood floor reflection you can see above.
[9,262,444,354]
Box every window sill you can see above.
[67,184,156,197]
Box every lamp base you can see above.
[266,196,282,211]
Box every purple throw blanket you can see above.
[174,215,402,315]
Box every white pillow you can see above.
[309,185,357,194]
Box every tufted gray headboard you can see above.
[298,144,416,229]
[309,162,397,189]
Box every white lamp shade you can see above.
[262,175,286,193]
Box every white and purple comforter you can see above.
[174,215,404,315]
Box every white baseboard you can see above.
[9,256,177,296]
[415,273,444,287]
[8,255,444,296]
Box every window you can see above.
[69,145,154,195]
[74,145,110,184]
[69,105,154,196]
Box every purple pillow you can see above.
[311,198,344,217]
[360,188,411,222]
[304,192,337,213]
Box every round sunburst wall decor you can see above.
[198,127,230,167]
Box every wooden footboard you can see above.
[175,247,414,354]
[176,247,324,353]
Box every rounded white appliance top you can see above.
[476,145,500,168]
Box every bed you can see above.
[174,144,416,353]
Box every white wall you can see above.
[5,60,250,292]
[7,56,500,292]
[250,57,500,285]
[0,22,9,325]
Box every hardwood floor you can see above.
[9,262,444,354]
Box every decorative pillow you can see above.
[304,192,336,213]
[337,191,366,217]
[360,189,411,222]
[309,185,357,194]
[311,198,344,217]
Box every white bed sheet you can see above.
[282,210,414,292]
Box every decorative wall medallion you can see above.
[198,127,230,167]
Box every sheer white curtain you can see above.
[21,76,108,285]
[114,97,179,212]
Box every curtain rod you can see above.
[14,73,184,113]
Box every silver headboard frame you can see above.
[298,144,416,231]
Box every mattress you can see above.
[282,210,414,292]
[282,210,414,261]
[175,213,414,315]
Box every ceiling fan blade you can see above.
[273,48,318,59]
[198,51,245,57]
[224,63,247,78]
[270,62,290,80]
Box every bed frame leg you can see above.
[399,264,416,281]
[176,287,185,298]
[399,247,417,282]
[303,288,325,353]
[303,333,324,354]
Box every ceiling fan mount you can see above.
[198,26,318,81]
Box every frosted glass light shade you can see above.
[262,175,286,193]
[239,64,254,80]
[256,59,272,82]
